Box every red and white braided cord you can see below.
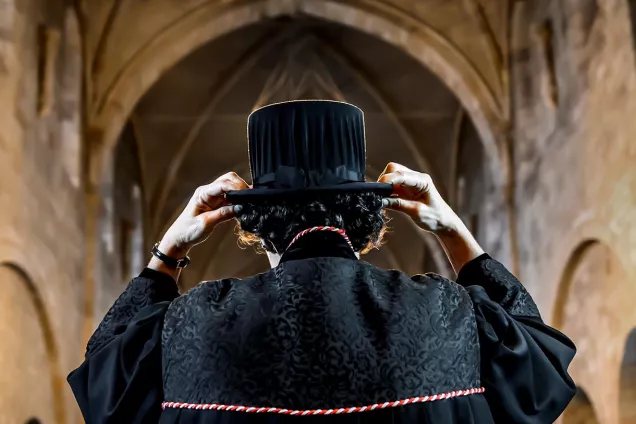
[286,226,354,252]
[162,387,484,414]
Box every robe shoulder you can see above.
[456,254,577,424]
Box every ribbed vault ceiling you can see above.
[129,16,481,286]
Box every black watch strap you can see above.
[152,243,191,269]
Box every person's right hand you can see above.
[378,162,460,234]
[159,172,249,256]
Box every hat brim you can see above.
[225,182,393,203]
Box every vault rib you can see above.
[151,29,297,235]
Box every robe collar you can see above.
[280,231,358,263]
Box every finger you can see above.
[199,205,238,228]
[377,163,398,181]
[378,172,432,197]
[196,179,248,206]
[381,197,421,217]
[199,172,250,196]
[188,183,232,213]
[378,171,430,187]
[379,162,414,178]
[220,172,250,190]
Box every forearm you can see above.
[435,219,485,275]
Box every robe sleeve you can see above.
[67,268,180,424]
[456,254,577,424]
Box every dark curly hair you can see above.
[235,192,388,254]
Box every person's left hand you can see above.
[377,162,459,234]
[159,172,249,257]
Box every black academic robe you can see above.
[68,231,576,424]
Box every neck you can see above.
[267,251,282,268]
[266,228,359,267]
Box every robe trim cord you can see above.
[161,387,486,414]
[287,226,353,252]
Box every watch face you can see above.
[177,257,190,269]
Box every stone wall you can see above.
[511,0,636,422]
[0,0,635,423]
[0,0,84,422]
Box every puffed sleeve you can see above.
[456,254,577,424]
[67,268,180,424]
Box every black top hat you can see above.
[225,100,392,203]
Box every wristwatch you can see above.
[151,243,191,269]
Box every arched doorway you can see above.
[554,239,633,423]
[561,387,600,424]
[620,328,636,424]
[0,265,60,423]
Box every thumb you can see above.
[200,205,238,229]
[382,197,421,218]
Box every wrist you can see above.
[433,218,484,274]
[148,239,190,283]
[433,213,466,238]
[157,238,191,259]
[435,221,474,248]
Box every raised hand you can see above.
[378,162,459,234]
[378,162,484,273]
[159,172,249,257]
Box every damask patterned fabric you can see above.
[85,269,179,356]
[162,255,480,407]
[456,254,542,318]
[68,232,577,424]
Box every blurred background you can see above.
[0,0,635,423]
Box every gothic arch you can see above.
[0,263,66,424]
[553,239,633,423]
[149,32,442,229]
[552,239,600,329]
[88,0,506,189]
[82,0,510,343]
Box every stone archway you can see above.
[81,0,515,343]
[553,239,634,424]
[620,328,636,424]
[88,0,506,188]
[0,264,65,424]
[561,387,600,424]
